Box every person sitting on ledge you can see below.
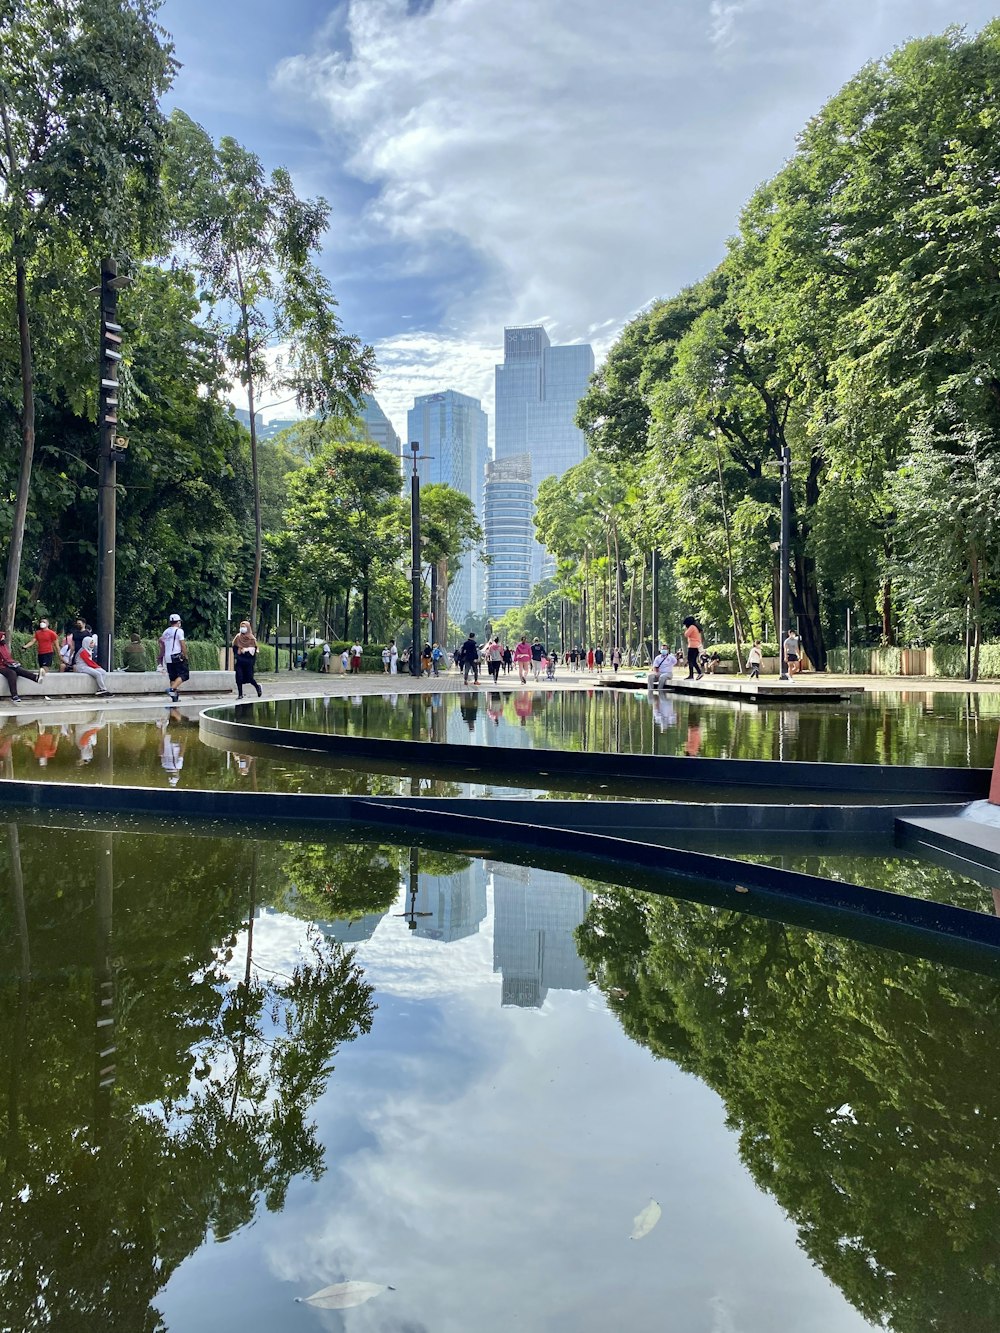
[0,630,40,702]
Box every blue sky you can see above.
[159,0,1000,439]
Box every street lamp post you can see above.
[778,444,792,681]
[95,259,132,670]
[410,441,422,677]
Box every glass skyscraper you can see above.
[491,325,595,603]
[484,455,533,619]
[407,389,489,620]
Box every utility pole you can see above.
[95,260,131,669]
[778,444,791,681]
[410,441,421,677]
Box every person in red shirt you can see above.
[22,619,59,677]
[0,631,40,702]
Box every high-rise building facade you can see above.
[484,455,533,619]
[491,325,595,606]
[358,393,402,463]
[407,390,489,622]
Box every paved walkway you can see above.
[1,667,1000,721]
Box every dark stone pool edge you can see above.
[2,776,999,978]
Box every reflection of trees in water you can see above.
[577,884,1000,1333]
[0,825,375,1332]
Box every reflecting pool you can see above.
[2,820,999,1331]
[208,687,1000,768]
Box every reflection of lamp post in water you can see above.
[395,847,433,930]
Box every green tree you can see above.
[163,110,376,627]
[0,0,175,630]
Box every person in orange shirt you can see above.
[682,617,704,680]
[32,728,59,766]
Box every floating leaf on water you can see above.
[630,1199,662,1240]
[296,1281,394,1309]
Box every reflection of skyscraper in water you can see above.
[412,860,488,943]
[490,863,591,1007]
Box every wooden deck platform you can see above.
[597,674,866,703]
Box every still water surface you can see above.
[211,687,1000,768]
[1,821,998,1331]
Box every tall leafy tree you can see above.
[0,0,175,630]
[163,110,377,626]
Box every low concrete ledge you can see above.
[0,670,235,699]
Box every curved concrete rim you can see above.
[0,773,998,976]
[198,700,992,800]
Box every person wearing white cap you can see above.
[157,613,189,703]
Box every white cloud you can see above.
[269,0,998,429]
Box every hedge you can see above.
[16,637,274,673]
[705,642,779,662]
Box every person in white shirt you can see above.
[783,631,802,676]
[158,613,188,703]
[649,645,677,688]
[747,641,763,678]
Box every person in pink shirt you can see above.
[512,635,533,684]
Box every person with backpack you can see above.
[431,642,444,676]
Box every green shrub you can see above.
[707,642,778,662]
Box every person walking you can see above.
[531,638,545,681]
[458,632,480,685]
[586,647,595,672]
[783,629,802,677]
[502,643,513,675]
[611,646,623,673]
[73,637,111,695]
[485,635,503,684]
[381,644,391,673]
[513,635,532,684]
[747,641,763,678]
[158,613,189,703]
[389,639,398,674]
[350,641,363,674]
[421,643,433,676]
[682,617,704,680]
[320,641,331,673]
[232,620,263,698]
[0,631,40,701]
[22,619,59,678]
[431,642,444,676]
[594,646,605,673]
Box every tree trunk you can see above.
[342,587,351,640]
[970,550,982,682]
[625,559,637,662]
[881,577,894,646]
[362,579,369,645]
[638,556,646,661]
[715,436,744,670]
[2,255,36,632]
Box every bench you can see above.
[0,670,236,699]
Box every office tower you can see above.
[407,390,489,621]
[492,325,595,600]
[484,455,533,618]
[358,393,402,462]
[410,860,489,943]
[490,863,591,1008]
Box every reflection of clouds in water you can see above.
[161,881,873,1333]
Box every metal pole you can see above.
[96,259,129,670]
[846,606,851,674]
[225,590,232,670]
[779,445,791,681]
[275,601,280,673]
[410,441,421,677]
[650,548,659,650]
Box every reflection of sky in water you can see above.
[158,872,874,1333]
